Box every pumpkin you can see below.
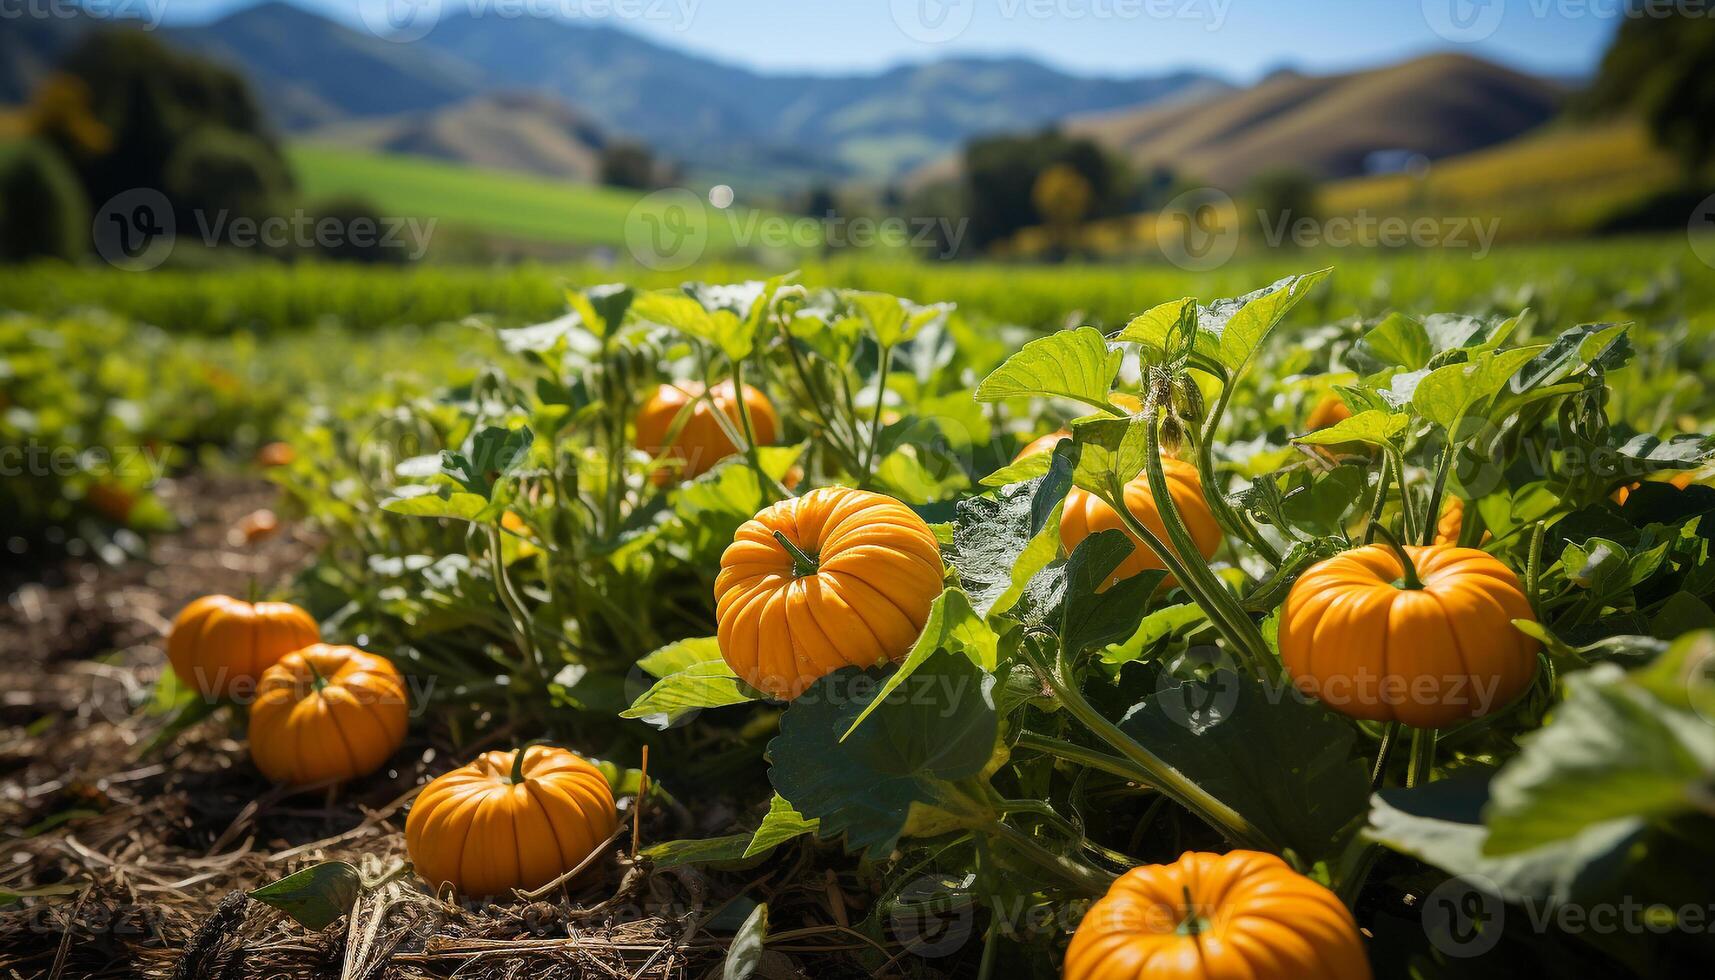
[405,745,619,898]
[1064,850,1371,980]
[249,644,409,785]
[1059,458,1223,589]
[1306,393,1353,431]
[1613,471,1697,505]
[1013,394,1143,463]
[635,381,778,483]
[230,508,281,545]
[166,595,320,699]
[1432,497,1492,547]
[714,487,944,699]
[255,441,295,467]
[1279,544,1538,729]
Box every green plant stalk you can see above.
[730,356,792,502]
[485,522,544,687]
[1370,720,1401,789]
[1390,449,1419,545]
[1141,414,1279,681]
[1421,440,1458,547]
[1019,637,1272,851]
[860,343,896,485]
[1012,732,1140,782]
[1196,373,1283,567]
[981,818,1113,895]
[1525,521,1546,618]
[775,320,865,474]
[1104,476,1268,682]
[1363,457,1393,545]
[1406,727,1437,789]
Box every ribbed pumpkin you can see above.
[167,595,320,699]
[406,746,619,898]
[1279,544,1538,729]
[1306,393,1353,431]
[714,487,944,699]
[1432,497,1492,547]
[248,644,409,785]
[635,381,778,483]
[1060,458,1223,589]
[1064,850,1371,980]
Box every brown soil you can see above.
[0,477,887,980]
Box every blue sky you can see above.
[164,0,1619,82]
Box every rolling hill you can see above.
[306,93,611,181]
[150,2,1225,185]
[1066,53,1562,189]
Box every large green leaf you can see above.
[768,655,997,859]
[1114,297,1201,357]
[441,425,535,498]
[1293,409,1406,449]
[975,326,1121,409]
[842,587,996,738]
[723,902,769,980]
[950,477,1064,620]
[1484,664,1715,855]
[1059,530,1165,655]
[1208,269,1332,373]
[632,289,753,360]
[1412,346,1544,431]
[636,636,724,679]
[1119,670,1369,859]
[380,485,491,523]
[1361,312,1433,370]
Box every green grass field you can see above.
[289,144,768,253]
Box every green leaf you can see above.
[0,882,84,905]
[974,326,1121,409]
[723,902,768,980]
[842,588,995,739]
[1292,409,1406,449]
[636,636,724,679]
[621,660,763,728]
[768,654,998,859]
[441,425,535,499]
[1210,269,1332,373]
[846,291,947,347]
[1102,603,1207,664]
[1361,313,1433,370]
[250,862,362,931]
[380,486,491,523]
[1508,322,1631,394]
[980,450,1053,488]
[642,835,753,869]
[744,795,820,858]
[1114,297,1199,356]
[950,479,1061,619]
[1070,415,1150,498]
[1412,346,1544,432]
[1279,465,1364,536]
[1060,529,1165,655]
[1119,670,1369,859]
[633,289,753,360]
[1484,666,1715,856]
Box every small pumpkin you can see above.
[714,487,944,699]
[255,441,295,468]
[405,745,619,898]
[1306,393,1353,431]
[167,595,320,699]
[1279,543,1538,728]
[1612,470,1697,505]
[249,644,408,785]
[635,381,778,483]
[1064,850,1371,980]
[1432,496,1492,547]
[1059,458,1222,589]
[229,508,281,545]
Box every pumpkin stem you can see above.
[1370,524,1424,590]
[510,745,531,785]
[1178,884,1205,938]
[304,656,329,694]
[771,529,820,577]
[246,575,261,604]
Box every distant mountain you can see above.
[306,92,610,181]
[136,3,1226,184]
[165,2,484,128]
[1066,53,1563,188]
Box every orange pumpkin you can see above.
[405,746,619,898]
[166,595,320,699]
[635,381,778,483]
[1279,544,1538,729]
[1064,850,1371,980]
[714,487,944,699]
[1432,497,1492,547]
[255,441,295,468]
[1612,471,1697,505]
[1060,458,1222,589]
[230,508,281,545]
[1306,394,1352,431]
[248,644,409,785]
